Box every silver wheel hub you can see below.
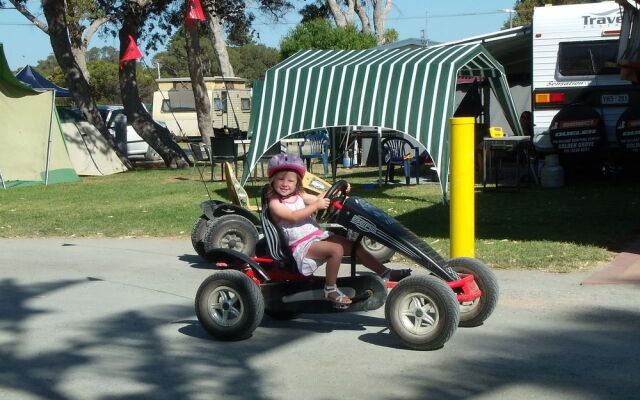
[207,286,243,327]
[221,233,243,251]
[399,292,438,335]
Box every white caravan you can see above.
[152,77,252,138]
[532,1,640,158]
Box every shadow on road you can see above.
[1,277,640,399]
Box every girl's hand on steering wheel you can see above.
[315,196,330,210]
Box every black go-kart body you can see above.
[195,181,499,350]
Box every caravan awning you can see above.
[241,43,523,198]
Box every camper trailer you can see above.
[532,1,640,159]
[151,77,252,138]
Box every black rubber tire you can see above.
[360,237,395,264]
[385,275,459,350]
[447,257,499,328]
[203,214,259,257]
[191,215,212,259]
[264,309,301,320]
[195,270,265,340]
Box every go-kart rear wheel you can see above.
[191,215,212,259]
[203,214,258,258]
[448,257,499,327]
[195,270,264,340]
[385,275,459,350]
[361,237,395,264]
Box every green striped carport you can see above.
[241,43,523,199]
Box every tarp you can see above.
[241,43,524,199]
[0,43,79,188]
[15,65,71,96]
[57,108,127,176]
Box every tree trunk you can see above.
[10,0,110,84]
[354,0,371,34]
[326,0,354,27]
[118,8,190,169]
[42,0,132,169]
[66,4,90,80]
[373,0,393,45]
[185,23,214,143]
[208,14,235,77]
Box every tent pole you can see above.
[0,169,6,189]
[44,93,55,185]
[377,126,383,186]
[331,127,337,183]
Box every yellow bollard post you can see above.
[449,117,475,258]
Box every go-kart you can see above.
[195,180,499,350]
[190,162,395,263]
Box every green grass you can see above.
[1,164,638,272]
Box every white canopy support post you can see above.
[0,169,6,189]
[44,93,55,185]
[377,126,383,186]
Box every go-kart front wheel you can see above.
[195,270,264,340]
[385,275,459,350]
[448,257,499,328]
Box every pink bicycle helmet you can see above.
[267,153,306,178]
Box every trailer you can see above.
[151,77,252,138]
[531,1,640,162]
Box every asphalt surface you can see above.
[1,238,639,400]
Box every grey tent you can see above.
[241,43,523,199]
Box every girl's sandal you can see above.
[324,285,352,309]
[380,268,412,282]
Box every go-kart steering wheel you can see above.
[315,180,349,223]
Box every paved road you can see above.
[1,238,639,400]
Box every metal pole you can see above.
[449,117,475,258]
[0,169,6,189]
[44,93,55,185]
[377,126,383,186]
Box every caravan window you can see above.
[241,98,251,111]
[557,40,619,76]
[213,92,228,112]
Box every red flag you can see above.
[186,0,206,27]
[119,35,143,68]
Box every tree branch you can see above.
[8,0,48,34]
[84,16,112,49]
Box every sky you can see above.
[0,0,518,71]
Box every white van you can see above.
[151,77,252,138]
[97,105,163,161]
[532,1,640,158]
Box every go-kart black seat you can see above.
[260,184,298,273]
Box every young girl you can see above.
[266,153,409,307]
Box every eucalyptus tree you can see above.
[40,0,133,168]
[6,0,113,81]
[113,0,192,168]
[324,0,394,45]
[180,0,291,141]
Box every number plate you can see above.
[601,94,629,105]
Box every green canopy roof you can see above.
[241,43,523,198]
